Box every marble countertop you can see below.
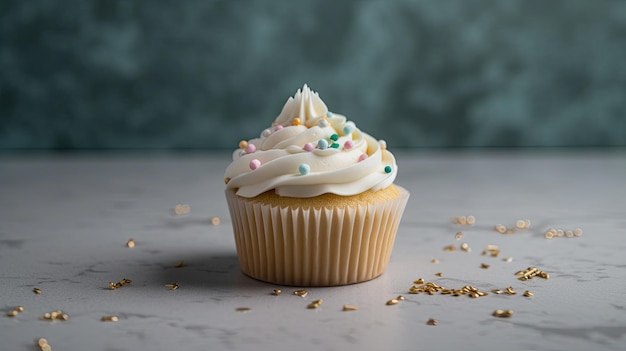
[1,151,625,351]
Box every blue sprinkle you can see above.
[326,111,333,118]
[384,166,392,173]
[317,139,328,149]
[298,163,310,175]
[343,125,353,135]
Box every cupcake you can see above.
[224,84,409,286]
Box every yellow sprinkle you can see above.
[101,315,119,322]
[293,289,308,297]
[211,217,221,226]
[342,305,358,311]
[492,309,513,318]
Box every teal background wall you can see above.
[1,0,625,150]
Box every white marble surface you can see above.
[1,151,625,351]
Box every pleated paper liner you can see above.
[225,185,409,286]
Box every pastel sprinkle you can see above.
[330,134,339,141]
[249,159,261,170]
[379,140,387,150]
[358,153,368,162]
[318,119,328,128]
[274,125,284,131]
[344,140,354,149]
[384,165,392,173]
[318,139,328,150]
[343,124,354,134]
[244,144,256,154]
[239,140,248,149]
[298,164,310,175]
[326,112,333,118]
[262,128,272,137]
[303,143,314,152]
[330,143,340,149]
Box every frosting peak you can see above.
[225,85,398,198]
[273,84,328,128]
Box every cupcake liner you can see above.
[225,186,409,286]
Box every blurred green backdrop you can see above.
[1,0,625,150]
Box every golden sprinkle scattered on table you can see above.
[174,204,191,215]
[36,338,51,351]
[431,258,439,264]
[523,290,534,297]
[502,257,513,263]
[455,231,464,240]
[235,307,251,313]
[342,305,358,311]
[126,239,135,248]
[109,278,132,290]
[33,287,42,294]
[515,266,549,280]
[480,263,490,269]
[460,242,471,252]
[210,216,221,225]
[396,295,405,301]
[41,310,68,321]
[426,318,438,326]
[435,272,444,277]
[272,289,282,296]
[307,299,323,309]
[386,299,399,305]
[101,315,119,322]
[293,289,308,297]
[492,309,513,318]
[414,278,424,284]
[174,261,186,268]
[443,245,456,252]
[165,282,180,290]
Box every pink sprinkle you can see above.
[344,140,354,149]
[303,142,314,152]
[274,125,284,131]
[358,153,368,162]
[249,159,261,170]
[244,144,256,154]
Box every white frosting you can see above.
[225,84,398,198]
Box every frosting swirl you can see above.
[224,84,398,198]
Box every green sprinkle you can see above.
[330,134,339,141]
[330,143,340,149]
[384,166,392,173]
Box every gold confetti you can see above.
[109,278,132,290]
[342,305,358,311]
[292,289,308,297]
